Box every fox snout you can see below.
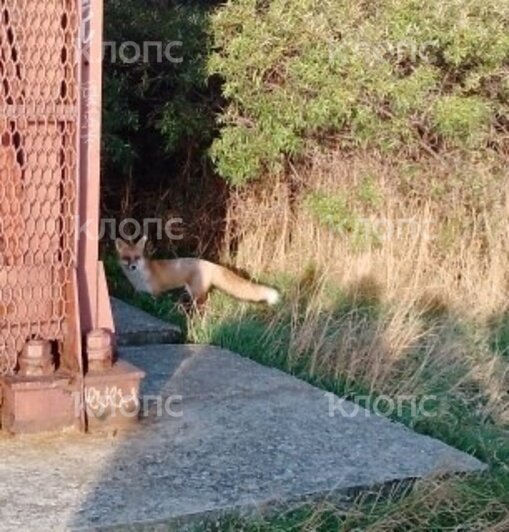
[120,257,141,271]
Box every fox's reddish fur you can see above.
[116,237,280,305]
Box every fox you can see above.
[116,236,280,306]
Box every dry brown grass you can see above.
[224,151,508,312]
[220,150,509,426]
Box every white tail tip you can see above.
[266,288,280,305]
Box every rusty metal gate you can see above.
[0,0,81,376]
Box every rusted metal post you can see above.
[0,0,143,436]
[0,0,84,433]
[78,0,114,336]
[77,0,145,434]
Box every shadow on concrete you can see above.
[67,285,491,529]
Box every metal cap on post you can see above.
[86,329,114,372]
[18,340,55,377]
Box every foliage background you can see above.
[102,0,225,256]
[102,1,508,529]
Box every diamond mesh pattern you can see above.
[0,0,79,375]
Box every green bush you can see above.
[431,95,492,146]
[103,0,215,179]
[209,0,509,183]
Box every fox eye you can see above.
[134,256,141,261]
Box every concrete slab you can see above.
[0,345,485,531]
[111,297,182,346]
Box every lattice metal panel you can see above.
[0,0,80,375]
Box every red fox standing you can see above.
[116,236,280,306]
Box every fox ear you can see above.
[115,238,125,253]
[136,235,148,251]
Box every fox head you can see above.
[115,236,147,272]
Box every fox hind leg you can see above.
[185,281,208,311]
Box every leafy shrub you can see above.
[305,191,381,249]
[209,0,509,183]
[305,193,355,234]
[431,96,492,147]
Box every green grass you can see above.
[106,260,509,531]
[490,313,509,361]
[190,471,509,531]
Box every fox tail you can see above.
[211,265,280,305]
